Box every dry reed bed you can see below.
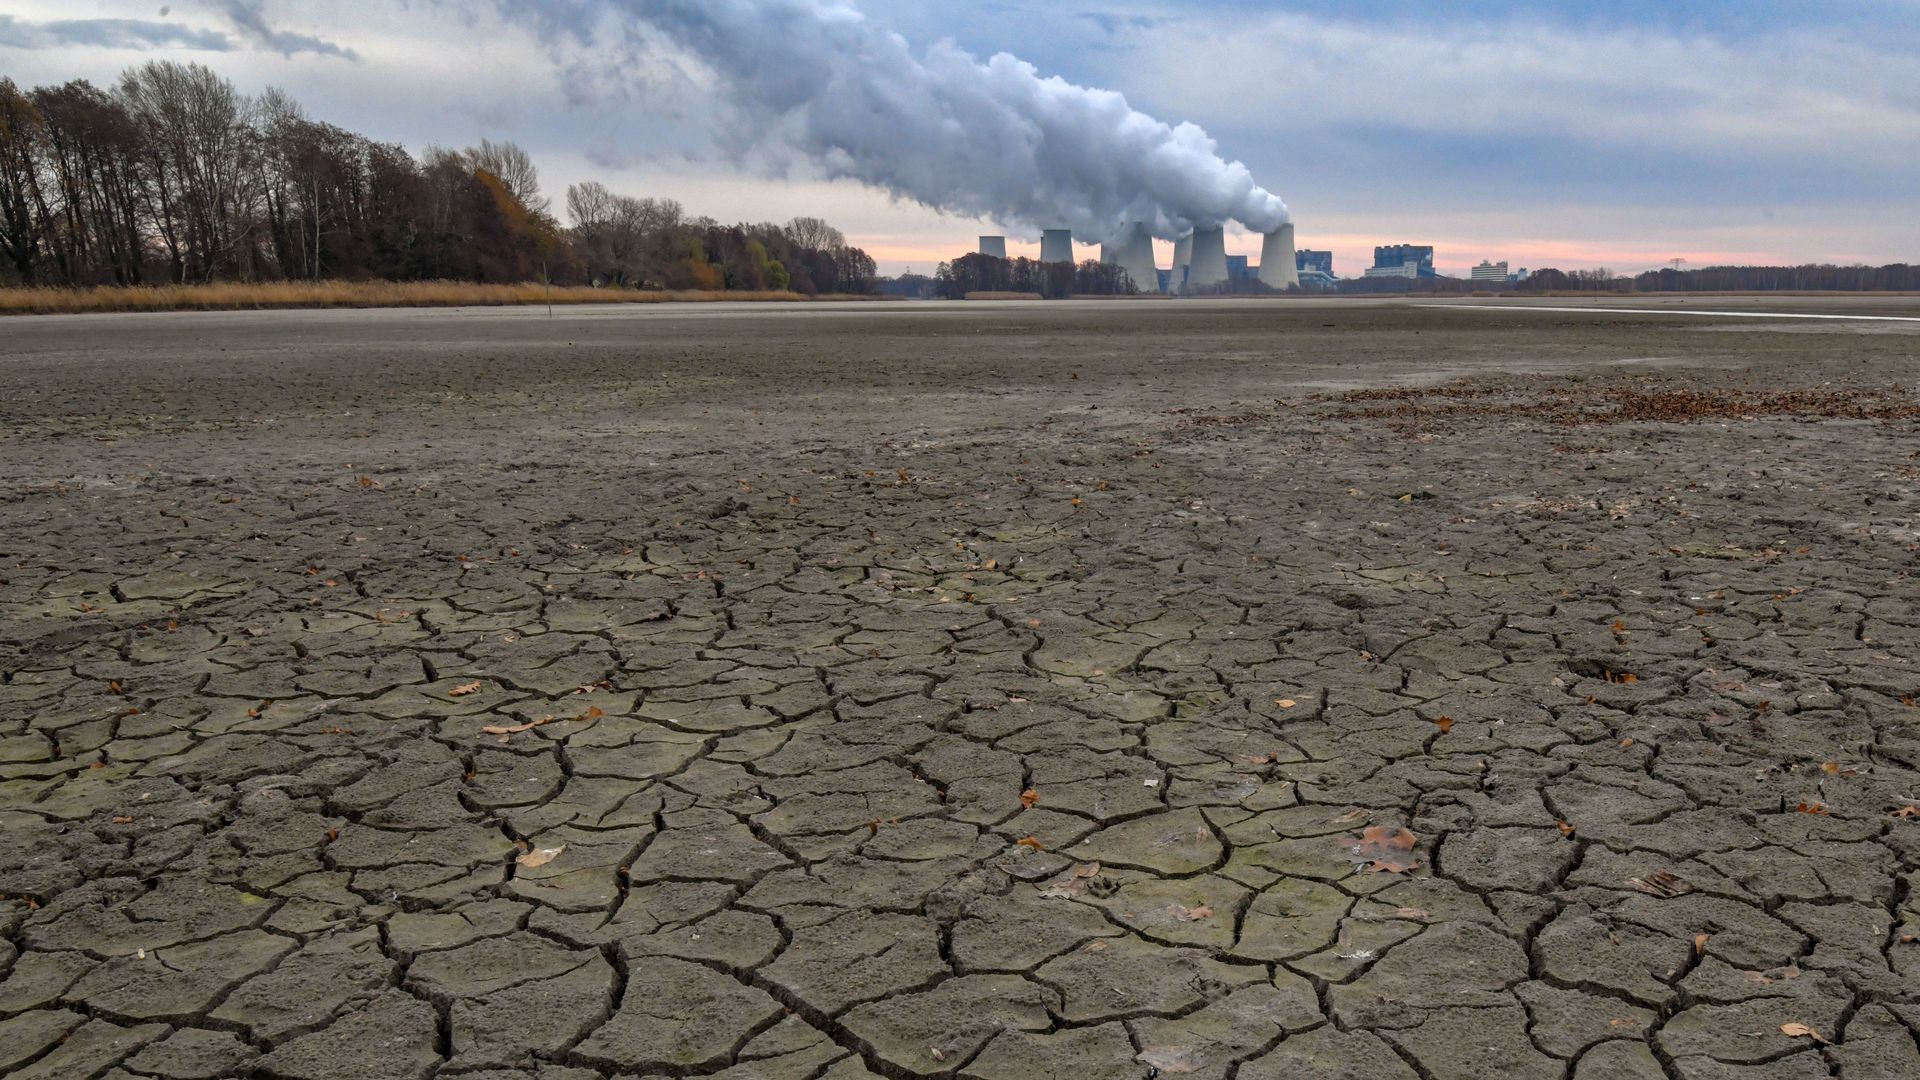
[0,281,893,315]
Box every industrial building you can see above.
[1296,250,1334,277]
[1368,245,1436,279]
[1470,260,1509,282]
[1040,229,1074,264]
[976,220,1306,295]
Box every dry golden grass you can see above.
[0,280,895,316]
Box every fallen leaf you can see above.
[481,705,603,737]
[1694,933,1712,956]
[1019,788,1040,810]
[1795,800,1828,815]
[448,681,483,697]
[1351,825,1420,873]
[1432,716,1454,734]
[1627,871,1693,899]
[1779,1023,1827,1044]
[1557,820,1576,837]
[1274,698,1297,709]
[1015,836,1045,851]
[1894,806,1919,819]
[1172,904,1214,922]
[518,843,565,869]
[111,815,134,824]
[1391,907,1430,920]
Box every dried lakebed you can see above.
[2,298,1919,1079]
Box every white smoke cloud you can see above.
[515,0,1289,242]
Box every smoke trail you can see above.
[522,0,1288,242]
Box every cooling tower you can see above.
[1101,222,1159,293]
[978,235,1007,259]
[1040,229,1074,264]
[1172,232,1193,292]
[1258,223,1299,290]
[1185,226,1229,291]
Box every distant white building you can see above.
[1363,262,1420,280]
[1470,261,1510,282]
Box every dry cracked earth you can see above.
[2,297,1920,1080]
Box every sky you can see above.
[4,1,1917,277]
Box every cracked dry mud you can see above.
[2,297,1919,1080]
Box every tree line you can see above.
[0,62,877,293]
[1337,264,1920,295]
[935,253,1139,298]
[1523,264,1920,293]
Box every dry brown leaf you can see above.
[448,681,483,697]
[1894,806,1920,819]
[1627,871,1693,899]
[1432,716,1454,734]
[1015,836,1045,851]
[1779,1023,1827,1044]
[111,815,134,824]
[1795,800,1828,816]
[1274,698,1297,709]
[1332,808,1369,824]
[1351,825,1420,873]
[517,843,565,869]
[1556,820,1576,837]
[481,705,603,737]
[1019,788,1040,810]
[1694,933,1712,956]
[1172,904,1214,922]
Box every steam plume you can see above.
[525,0,1288,242]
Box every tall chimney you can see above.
[978,235,1008,259]
[1040,229,1074,264]
[1258,223,1299,290]
[1185,226,1229,291]
[1102,222,1159,294]
[1172,232,1193,293]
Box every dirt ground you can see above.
[2,296,1919,1079]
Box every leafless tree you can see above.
[464,138,546,214]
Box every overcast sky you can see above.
[5,1,1917,276]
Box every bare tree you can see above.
[0,79,47,283]
[783,215,842,252]
[465,138,546,214]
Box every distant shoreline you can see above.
[0,282,900,317]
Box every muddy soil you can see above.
[2,298,1918,1079]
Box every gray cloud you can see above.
[217,0,359,60]
[0,15,235,51]
[511,0,1288,242]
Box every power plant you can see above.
[1040,229,1074,264]
[1185,227,1229,291]
[1258,224,1299,290]
[974,218,1308,296]
[1100,222,1158,294]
